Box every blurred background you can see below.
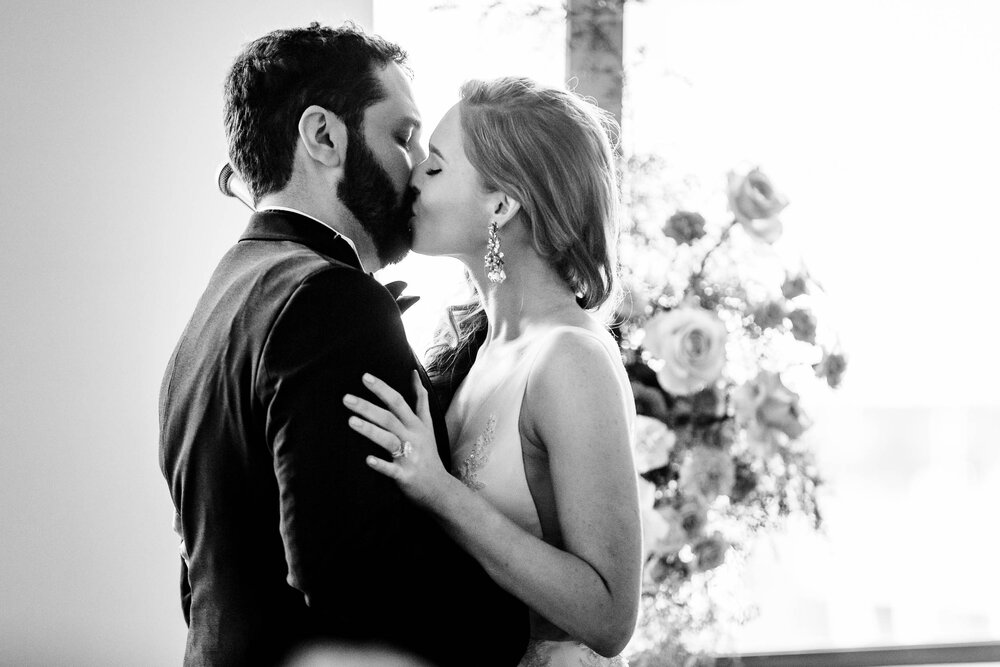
[1,0,997,663]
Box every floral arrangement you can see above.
[615,158,847,663]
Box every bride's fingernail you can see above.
[343,395,357,406]
[362,373,374,384]
[366,456,378,466]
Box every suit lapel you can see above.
[413,358,453,473]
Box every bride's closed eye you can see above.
[425,167,442,176]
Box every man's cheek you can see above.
[393,166,412,197]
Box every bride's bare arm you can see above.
[343,333,641,657]
[436,332,640,655]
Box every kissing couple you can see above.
[160,22,640,667]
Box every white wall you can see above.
[0,2,373,664]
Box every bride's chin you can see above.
[410,232,438,257]
[410,225,445,257]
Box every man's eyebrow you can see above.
[429,144,446,161]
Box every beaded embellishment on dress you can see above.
[457,414,496,491]
[518,638,629,667]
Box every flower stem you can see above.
[689,218,738,292]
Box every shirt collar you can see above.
[257,205,367,273]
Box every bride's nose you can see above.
[412,142,428,165]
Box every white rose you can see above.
[734,371,813,441]
[727,167,789,244]
[643,308,728,396]
[632,415,676,473]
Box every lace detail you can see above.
[518,639,629,667]
[457,414,496,491]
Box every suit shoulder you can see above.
[255,241,361,281]
[230,240,391,311]
[263,263,399,340]
[289,263,393,308]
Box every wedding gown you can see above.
[445,325,631,667]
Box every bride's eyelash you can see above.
[426,168,442,176]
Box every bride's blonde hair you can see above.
[460,76,622,310]
[426,77,624,402]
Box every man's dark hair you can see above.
[224,22,407,202]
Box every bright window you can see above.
[374,0,1000,652]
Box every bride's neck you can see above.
[465,245,579,345]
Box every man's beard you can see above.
[338,125,415,267]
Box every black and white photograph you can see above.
[1,1,998,665]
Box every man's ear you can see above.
[491,193,522,229]
[298,105,348,168]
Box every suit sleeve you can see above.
[256,268,418,635]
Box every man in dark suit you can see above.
[159,23,526,666]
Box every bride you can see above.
[343,77,641,666]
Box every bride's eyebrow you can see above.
[429,145,447,162]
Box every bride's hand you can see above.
[343,370,451,507]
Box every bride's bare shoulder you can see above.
[520,320,633,458]
[525,322,626,405]
[530,308,614,345]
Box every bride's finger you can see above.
[343,394,406,435]
[365,455,402,481]
[348,416,402,453]
[412,370,432,425]
[362,373,421,428]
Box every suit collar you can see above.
[239,209,363,271]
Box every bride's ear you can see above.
[492,194,522,229]
[298,105,348,169]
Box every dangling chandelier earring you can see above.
[485,220,506,284]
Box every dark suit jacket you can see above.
[159,210,527,666]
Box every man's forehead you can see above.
[366,63,420,127]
